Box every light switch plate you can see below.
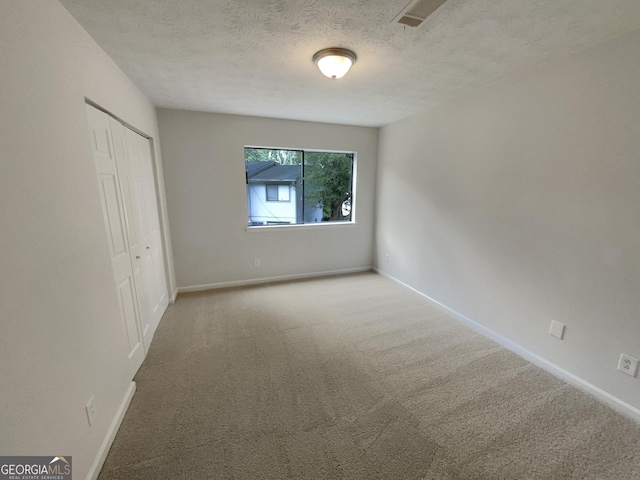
[549,320,565,340]
[86,396,96,426]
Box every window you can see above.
[266,184,290,202]
[245,147,354,227]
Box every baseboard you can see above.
[86,382,137,480]
[170,288,178,304]
[177,267,373,294]
[374,268,640,424]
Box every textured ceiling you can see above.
[59,0,640,127]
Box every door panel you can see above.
[99,174,127,257]
[86,104,145,379]
[110,118,152,347]
[117,277,142,357]
[125,128,169,340]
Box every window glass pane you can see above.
[246,148,302,225]
[278,185,290,202]
[304,152,353,222]
[245,147,353,226]
[266,184,278,201]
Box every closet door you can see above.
[86,104,145,379]
[110,118,151,348]
[125,128,169,342]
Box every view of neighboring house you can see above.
[245,161,322,225]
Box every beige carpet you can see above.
[99,272,640,479]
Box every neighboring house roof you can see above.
[246,161,300,183]
[246,161,275,177]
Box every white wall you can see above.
[157,109,378,289]
[376,29,640,413]
[0,1,175,478]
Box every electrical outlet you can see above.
[385,253,390,264]
[617,353,639,378]
[254,258,261,267]
[85,396,96,426]
[548,320,565,340]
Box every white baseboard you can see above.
[374,268,640,424]
[177,267,373,294]
[86,382,137,480]
[170,288,178,304]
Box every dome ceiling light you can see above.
[312,48,357,79]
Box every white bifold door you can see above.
[86,104,169,378]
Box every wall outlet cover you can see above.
[617,353,639,378]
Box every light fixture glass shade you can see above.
[313,48,357,79]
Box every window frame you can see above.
[245,146,357,230]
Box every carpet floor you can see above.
[99,272,640,479]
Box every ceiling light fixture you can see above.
[313,48,357,79]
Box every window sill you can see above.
[246,221,357,233]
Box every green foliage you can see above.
[245,148,301,165]
[304,152,353,221]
